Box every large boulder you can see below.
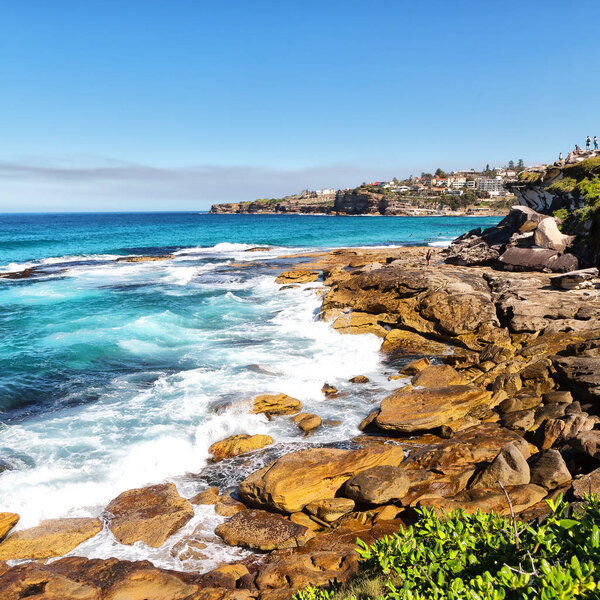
[252,393,302,416]
[0,518,102,560]
[500,206,547,232]
[534,217,573,252]
[105,483,194,547]
[52,556,204,600]
[343,466,410,505]
[471,443,530,489]
[498,246,558,271]
[215,509,313,551]
[528,449,571,490]
[238,445,405,513]
[375,385,491,433]
[209,434,273,461]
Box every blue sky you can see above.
[1,0,598,211]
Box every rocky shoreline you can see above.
[2,211,600,599]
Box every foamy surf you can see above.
[0,251,401,571]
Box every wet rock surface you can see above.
[0,518,102,560]
[4,238,600,599]
[105,483,194,547]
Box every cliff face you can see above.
[333,190,384,214]
[210,192,335,214]
[506,154,600,266]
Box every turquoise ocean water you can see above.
[0,212,498,569]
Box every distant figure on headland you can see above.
[595,136,598,150]
[559,152,563,160]
[575,144,582,153]
[586,136,591,151]
[426,248,433,266]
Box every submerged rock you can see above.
[292,413,322,435]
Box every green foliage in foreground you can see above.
[295,495,600,600]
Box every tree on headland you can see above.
[517,158,525,172]
[434,168,447,178]
[508,160,515,169]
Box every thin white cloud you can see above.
[0,158,407,211]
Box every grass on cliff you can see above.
[294,495,600,600]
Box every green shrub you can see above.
[548,177,578,194]
[295,495,600,600]
[518,171,542,184]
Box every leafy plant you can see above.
[295,495,600,600]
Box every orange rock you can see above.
[0,513,19,541]
[106,483,194,547]
[238,445,405,513]
[252,393,302,417]
[275,270,319,284]
[0,518,102,560]
[209,434,273,461]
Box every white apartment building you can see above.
[477,177,505,195]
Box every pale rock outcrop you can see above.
[534,217,573,252]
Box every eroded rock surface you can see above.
[105,483,194,547]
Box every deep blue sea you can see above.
[0,212,498,569]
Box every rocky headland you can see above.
[210,189,506,217]
[3,174,600,598]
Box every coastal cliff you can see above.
[211,188,508,217]
[508,153,600,266]
[2,244,600,599]
[209,191,336,214]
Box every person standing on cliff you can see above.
[595,136,598,150]
[586,136,591,151]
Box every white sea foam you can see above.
[0,251,401,571]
